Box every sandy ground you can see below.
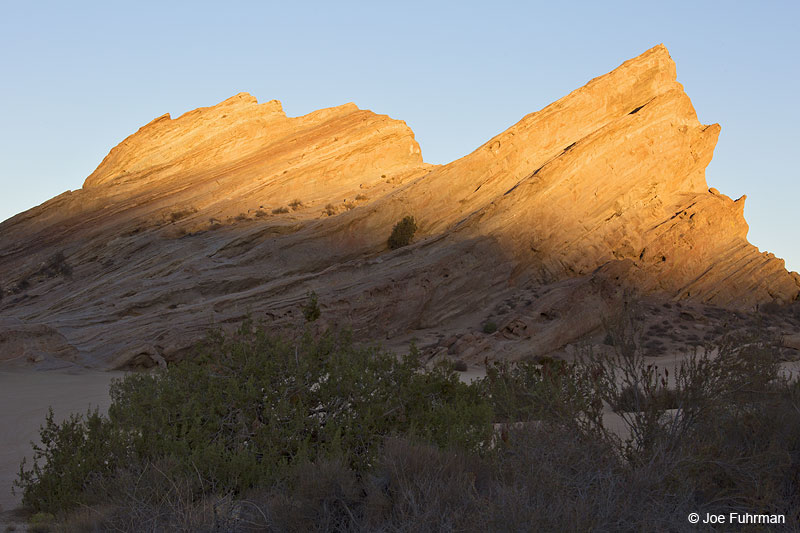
[0,368,120,517]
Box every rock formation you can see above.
[0,44,797,369]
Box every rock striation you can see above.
[0,44,797,368]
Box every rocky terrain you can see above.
[0,44,798,370]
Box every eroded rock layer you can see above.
[0,45,797,368]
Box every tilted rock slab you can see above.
[0,45,797,368]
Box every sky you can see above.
[0,1,797,272]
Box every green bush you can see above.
[16,323,493,515]
[14,408,121,513]
[20,310,800,529]
[482,321,497,334]
[478,358,599,425]
[302,290,321,322]
[387,215,417,249]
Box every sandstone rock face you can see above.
[0,45,797,368]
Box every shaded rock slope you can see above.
[1,45,798,369]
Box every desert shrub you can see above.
[324,203,337,216]
[169,208,195,223]
[363,437,492,531]
[271,206,289,214]
[387,215,417,249]
[27,512,56,532]
[21,304,800,529]
[14,277,30,292]
[234,212,249,221]
[40,251,72,278]
[289,199,303,210]
[16,323,493,516]
[355,194,367,201]
[485,422,693,532]
[453,359,468,372]
[254,209,268,218]
[580,308,788,464]
[169,211,191,222]
[482,321,497,334]
[343,201,357,211]
[56,458,242,532]
[302,290,321,322]
[14,408,122,514]
[614,384,679,412]
[477,358,600,427]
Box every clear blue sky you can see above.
[1,1,797,272]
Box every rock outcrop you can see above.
[0,44,797,368]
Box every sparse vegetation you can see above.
[41,251,72,278]
[10,252,73,294]
[387,215,417,249]
[289,199,303,210]
[168,207,196,223]
[482,321,497,334]
[323,203,337,216]
[355,193,368,201]
[14,278,30,292]
[234,212,249,221]
[15,305,800,531]
[254,209,268,218]
[16,322,492,519]
[301,290,321,322]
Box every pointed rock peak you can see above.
[215,92,284,114]
[645,43,669,57]
[595,43,677,88]
[144,113,171,127]
[219,92,259,106]
[298,101,361,122]
[629,43,672,66]
[734,195,747,214]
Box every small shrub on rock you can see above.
[388,216,417,249]
[302,290,321,322]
